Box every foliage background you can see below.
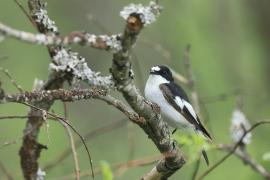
[0,0,270,179]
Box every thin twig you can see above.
[0,116,53,149]
[183,45,200,113]
[0,161,14,180]
[191,159,201,180]
[127,122,135,160]
[182,45,212,136]
[19,101,95,179]
[0,22,121,51]
[131,52,145,90]
[197,120,270,180]
[0,140,18,149]
[0,115,37,120]
[54,154,161,180]
[0,115,57,121]
[0,123,44,149]
[42,110,52,146]
[43,118,127,171]
[170,68,189,85]
[61,102,80,180]
[0,67,23,92]
[13,0,36,27]
[0,115,55,149]
[218,144,270,179]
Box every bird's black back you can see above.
[165,82,189,102]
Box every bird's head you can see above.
[149,65,174,82]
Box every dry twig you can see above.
[0,22,121,52]
[60,102,80,180]
[44,118,127,171]
[197,120,270,180]
[0,161,14,180]
[0,68,23,92]
[19,101,95,178]
[54,154,161,180]
[218,144,270,179]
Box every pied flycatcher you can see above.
[144,65,212,165]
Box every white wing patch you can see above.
[175,96,184,109]
[183,100,198,123]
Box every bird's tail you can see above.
[201,149,209,166]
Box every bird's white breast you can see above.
[144,75,193,129]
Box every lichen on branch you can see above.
[111,1,185,180]
[120,1,162,26]
[49,49,114,88]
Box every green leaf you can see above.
[173,131,211,164]
[100,161,114,180]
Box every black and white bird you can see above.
[144,65,212,165]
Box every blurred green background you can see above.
[0,0,270,179]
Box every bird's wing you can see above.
[159,83,212,139]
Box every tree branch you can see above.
[0,161,14,180]
[18,101,95,178]
[19,0,69,178]
[0,115,56,121]
[183,45,201,115]
[110,3,185,179]
[2,88,144,130]
[218,144,270,179]
[0,67,23,93]
[197,120,270,180]
[60,103,80,180]
[0,22,122,52]
[3,88,106,103]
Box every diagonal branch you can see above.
[0,161,14,180]
[197,120,270,180]
[110,2,185,179]
[183,45,201,115]
[218,144,270,179]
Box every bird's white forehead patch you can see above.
[151,66,160,71]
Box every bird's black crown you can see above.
[150,65,174,82]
